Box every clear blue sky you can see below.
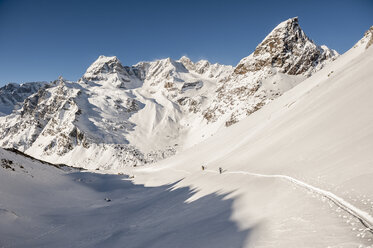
[0,0,372,85]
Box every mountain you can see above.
[234,17,337,76]
[0,56,232,169]
[1,19,372,248]
[132,26,373,247]
[201,17,338,129]
[0,18,338,169]
[0,81,46,116]
[79,55,143,89]
[354,25,373,50]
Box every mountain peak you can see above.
[364,26,373,49]
[178,56,195,71]
[83,55,124,77]
[354,26,373,50]
[97,55,119,62]
[279,16,298,27]
[80,55,133,88]
[265,17,300,38]
[253,16,309,58]
[179,55,191,62]
[234,17,338,76]
[87,55,122,71]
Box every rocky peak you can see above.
[234,17,338,76]
[145,58,188,81]
[0,81,46,116]
[354,26,373,50]
[86,55,122,74]
[80,55,132,88]
[177,57,213,74]
[178,56,233,79]
[194,60,210,74]
[52,76,66,85]
[179,56,192,63]
[364,26,373,49]
[178,56,195,71]
[1,83,19,91]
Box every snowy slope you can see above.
[0,147,250,248]
[129,29,373,247]
[0,18,338,169]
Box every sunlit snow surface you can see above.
[129,40,373,247]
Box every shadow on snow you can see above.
[5,171,256,248]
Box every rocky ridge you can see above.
[0,18,345,169]
[354,26,373,50]
[0,81,46,116]
[234,17,338,76]
[202,17,338,127]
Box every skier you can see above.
[219,167,223,174]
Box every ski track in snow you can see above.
[200,169,373,233]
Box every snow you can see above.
[0,18,338,170]
[0,81,46,115]
[0,55,236,169]
[354,26,373,51]
[127,40,373,246]
[262,17,301,41]
[0,148,251,248]
[226,170,373,232]
[1,20,373,247]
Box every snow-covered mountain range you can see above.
[0,17,341,169]
[1,16,373,248]
[132,26,373,247]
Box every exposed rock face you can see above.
[204,17,338,127]
[80,55,143,89]
[366,27,373,49]
[0,76,151,168]
[0,78,82,154]
[356,26,373,50]
[234,17,338,76]
[0,82,46,116]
